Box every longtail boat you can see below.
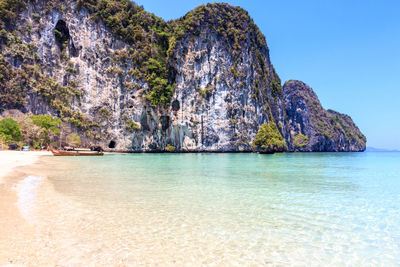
[50,148,104,156]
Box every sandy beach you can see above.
[0,151,51,265]
[0,151,51,182]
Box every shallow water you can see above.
[23,152,400,265]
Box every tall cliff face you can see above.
[166,4,286,151]
[1,0,172,151]
[0,0,366,152]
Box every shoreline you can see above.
[0,151,52,265]
[104,150,368,155]
[0,151,52,182]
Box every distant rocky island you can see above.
[0,0,366,152]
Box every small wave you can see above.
[16,175,43,219]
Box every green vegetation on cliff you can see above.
[0,54,27,108]
[326,110,366,147]
[126,120,140,132]
[0,0,26,30]
[169,3,283,99]
[292,133,309,149]
[169,3,264,58]
[284,80,366,151]
[253,122,287,152]
[0,8,101,138]
[76,0,173,106]
[0,1,365,152]
[0,44,100,138]
[1,0,284,111]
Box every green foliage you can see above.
[169,3,283,108]
[0,132,6,144]
[99,107,112,118]
[230,117,238,125]
[30,114,62,145]
[70,80,78,88]
[23,69,100,133]
[285,79,367,150]
[66,133,81,147]
[31,114,61,132]
[0,0,26,30]
[169,3,264,59]
[0,54,29,108]
[165,144,176,152]
[292,133,309,149]
[0,117,21,142]
[18,116,44,148]
[231,66,239,79]
[197,84,213,99]
[107,66,123,76]
[0,111,47,148]
[270,79,283,98]
[253,121,287,152]
[66,66,76,74]
[31,114,61,133]
[327,110,367,147]
[0,0,291,150]
[75,0,174,106]
[143,58,175,106]
[32,13,40,23]
[0,0,283,110]
[126,120,140,132]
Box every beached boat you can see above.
[73,148,92,151]
[50,148,104,156]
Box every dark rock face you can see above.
[284,80,366,152]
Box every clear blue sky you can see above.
[136,0,400,150]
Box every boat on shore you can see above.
[50,148,104,156]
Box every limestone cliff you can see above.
[166,4,286,151]
[0,0,366,152]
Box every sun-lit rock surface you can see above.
[0,1,365,152]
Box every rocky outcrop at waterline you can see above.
[284,80,366,152]
[0,0,366,152]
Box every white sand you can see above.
[0,150,51,265]
[0,151,51,182]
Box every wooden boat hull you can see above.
[50,149,104,156]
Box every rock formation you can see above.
[0,0,366,152]
[284,80,366,152]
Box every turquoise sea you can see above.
[28,152,400,265]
